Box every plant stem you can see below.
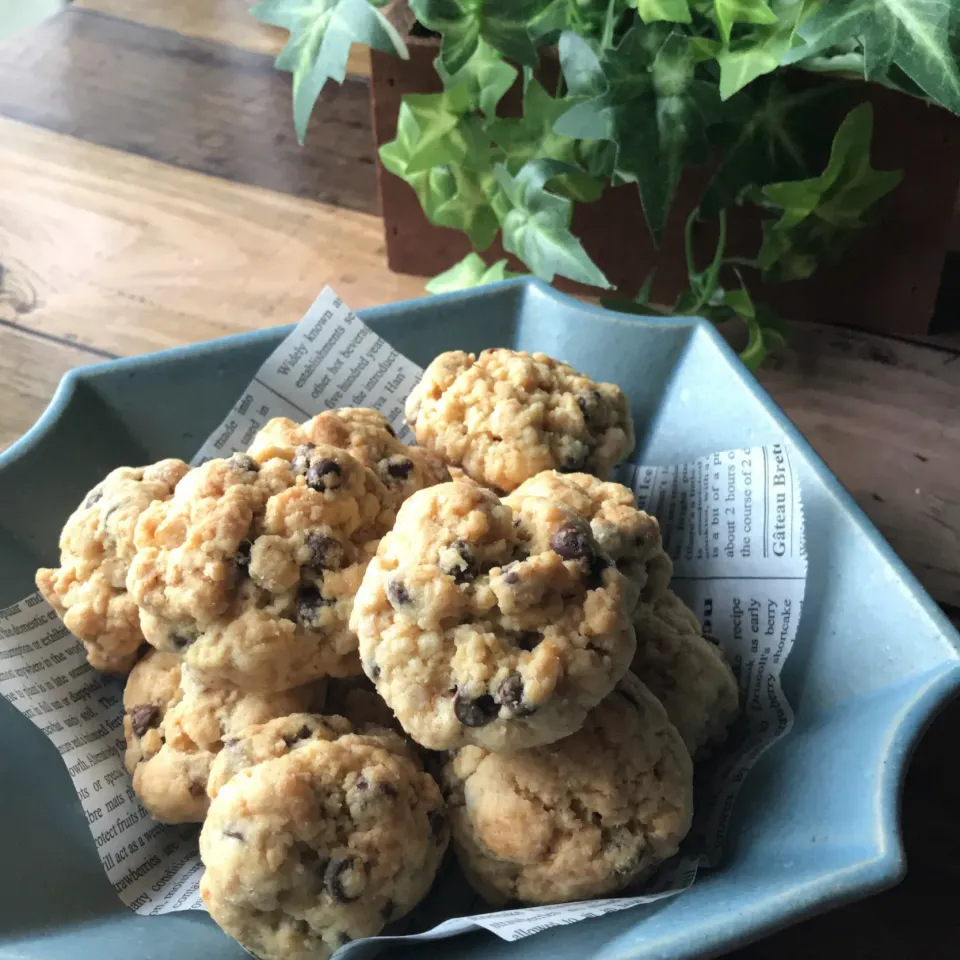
[683,208,699,288]
[724,256,760,269]
[601,0,618,49]
[691,210,727,313]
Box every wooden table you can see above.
[1,3,957,957]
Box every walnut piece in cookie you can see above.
[632,590,739,756]
[508,470,672,612]
[124,655,324,823]
[351,482,636,752]
[36,459,190,674]
[127,449,394,692]
[199,722,448,960]
[248,407,449,511]
[442,671,692,905]
[404,349,635,492]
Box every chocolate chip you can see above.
[387,578,410,607]
[551,524,592,561]
[324,857,364,904]
[440,539,476,584]
[83,487,103,509]
[296,583,333,624]
[229,453,259,473]
[366,662,381,680]
[513,518,522,529]
[235,539,253,574]
[577,391,600,421]
[223,828,244,841]
[380,782,399,799]
[515,631,542,651]
[305,533,343,571]
[171,631,196,650]
[305,458,343,491]
[282,724,314,747]
[498,673,536,716]
[292,443,316,475]
[501,562,521,585]
[384,456,414,481]
[558,455,587,473]
[129,704,160,737]
[586,554,611,589]
[223,737,239,748]
[380,899,395,921]
[453,689,499,727]
[427,808,446,839]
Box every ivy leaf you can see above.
[784,0,960,115]
[631,0,692,23]
[399,87,487,174]
[253,0,409,143]
[490,77,604,202]
[724,286,788,369]
[495,159,611,287]
[426,253,522,293]
[557,26,719,242]
[410,0,551,75]
[755,103,902,280]
[434,39,518,118]
[700,77,847,213]
[714,0,815,99]
[711,0,778,44]
[379,98,501,249]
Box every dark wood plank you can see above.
[758,321,960,608]
[0,8,378,212]
[74,0,372,74]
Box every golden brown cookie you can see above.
[200,722,448,960]
[351,482,636,752]
[508,470,672,611]
[127,451,393,691]
[248,407,449,512]
[405,349,634,492]
[124,656,324,823]
[632,591,739,756]
[37,459,190,673]
[442,672,692,904]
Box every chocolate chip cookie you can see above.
[508,470,672,612]
[128,450,394,692]
[442,671,692,905]
[37,459,190,674]
[199,723,448,960]
[404,349,635,492]
[248,407,449,511]
[351,482,636,752]
[632,591,739,756]
[124,655,323,823]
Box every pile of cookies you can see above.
[37,348,739,960]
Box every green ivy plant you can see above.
[251,0,960,367]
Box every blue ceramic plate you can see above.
[1,280,958,960]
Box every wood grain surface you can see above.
[75,0,372,74]
[0,8,378,209]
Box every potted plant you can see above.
[251,0,960,365]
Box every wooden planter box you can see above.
[370,35,960,337]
